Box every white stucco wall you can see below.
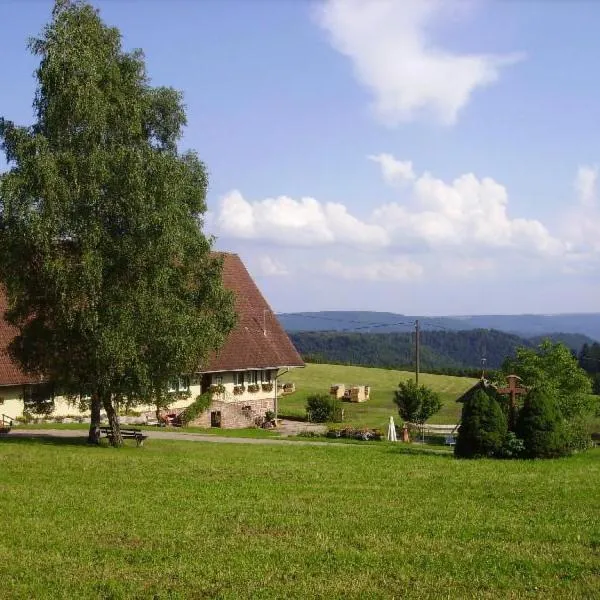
[208,370,276,404]
[0,371,278,420]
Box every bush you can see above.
[306,394,342,423]
[495,431,525,459]
[516,388,569,458]
[564,418,592,452]
[455,389,507,458]
[179,393,212,426]
[326,426,383,441]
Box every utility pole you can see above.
[415,319,420,386]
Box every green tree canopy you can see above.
[455,389,507,459]
[393,379,442,428]
[502,340,594,421]
[0,0,235,444]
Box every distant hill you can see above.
[289,328,595,372]
[279,311,600,341]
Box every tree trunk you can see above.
[87,393,101,444]
[102,394,122,447]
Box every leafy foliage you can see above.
[455,389,508,458]
[516,388,569,458]
[306,393,342,423]
[179,393,212,426]
[503,341,593,421]
[291,329,542,372]
[0,1,236,443]
[393,379,442,426]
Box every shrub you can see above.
[261,383,274,392]
[516,388,569,458]
[233,385,245,395]
[455,389,507,458]
[326,426,383,441]
[495,432,525,459]
[564,418,592,452]
[179,393,212,426]
[247,384,260,393]
[306,394,342,423]
[265,410,275,422]
[297,430,322,438]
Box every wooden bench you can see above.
[100,426,148,447]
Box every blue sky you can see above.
[1,0,599,315]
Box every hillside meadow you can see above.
[0,437,598,599]
[278,363,477,428]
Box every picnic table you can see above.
[99,426,148,447]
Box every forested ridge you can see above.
[290,329,598,378]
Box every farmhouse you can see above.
[0,253,304,427]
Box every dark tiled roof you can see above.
[203,253,304,372]
[455,379,495,403]
[0,253,303,386]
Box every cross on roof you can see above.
[497,374,527,428]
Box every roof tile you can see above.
[0,253,303,386]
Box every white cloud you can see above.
[574,165,597,208]
[256,255,289,277]
[561,165,600,257]
[369,158,566,256]
[214,155,589,279]
[217,189,388,249]
[315,0,523,125]
[368,153,415,184]
[323,257,423,281]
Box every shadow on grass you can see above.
[0,432,99,448]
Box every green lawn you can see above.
[279,363,476,428]
[0,437,598,599]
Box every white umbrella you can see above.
[387,416,397,442]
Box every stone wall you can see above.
[191,396,275,429]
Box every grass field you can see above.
[0,437,598,599]
[278,363,476,428]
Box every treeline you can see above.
[578,342,600,394]
[301,352,494,379]
[290,329,589,374]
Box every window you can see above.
[213,375,223,386]
[248,370,258,385]
[168,376,190,393]
[263,370,272,383]
[234,372,245,386]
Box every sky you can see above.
[1,0,599,315]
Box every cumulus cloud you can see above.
[315,0,523,125]
[256,255,289,277]
[214,155,582,278]
[562,165,600,256]
[370,167,566,256]
[368,153,415,184]
[323,257,423,281]
[574,165,598,208]
[217,189,388,248]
